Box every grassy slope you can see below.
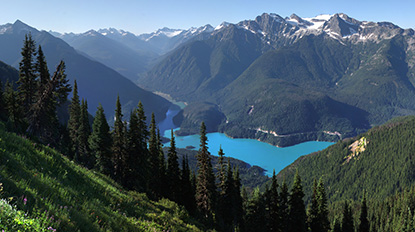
[0,123,202,231]
[277,116,415,204]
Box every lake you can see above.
[159,108,334,176]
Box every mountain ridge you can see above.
[0,20,171,124]
[138,12,415,146]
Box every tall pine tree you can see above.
[195,122,216,220]
[78,99,91,167]
[288,170,307,232]
[26,60,71,144]
[341,201,354,232]
[266,170,280,232]
[148,113,161,198]
[358,193,369,232]
[180,155,196,214]
[112,95,126,183]
[36,45,49,86]
[89,104,113,176]
[68,80,81,161]
[279,179,290,232]
[18,33,37,113]
[167,129,180,202]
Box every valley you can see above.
[2,7,415,231]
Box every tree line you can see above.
[0,34,379,231]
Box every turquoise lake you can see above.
[159,108,334,176]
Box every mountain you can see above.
[0,20,171,123]
[137,25,214,55]
[139,13,415,146]
[55,30,157,81]
[277,115,415,204]
[0,60,19,84]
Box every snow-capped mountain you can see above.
[222,13,414,47]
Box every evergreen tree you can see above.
[308,179,319,232]
[217,146,226,193]
[167,129,180,202]
[279,179,290,232]
[358,193,369,232]
[288,170,307,232]
[317,178,330,232]
[78,99,91,167]
[266,170,280,232]
[26,60,70,144]
[232,166,244,230]
[112,95,126,183]
[195,122,216,220]
[180,155,196,214]
[221,160,235,229]
[0,80,5,121]
[36,45,49,86]
[136,102,149,189]
[89,104,113,176]
[332,218,342,232]
[18,33,37,112]
[157,128,168,197]
[124,108,140,190]
[3,81,25,132]
[245,188,266,231]
[148,113,161,198]
[341,201,354,232]
[68,80,81,161]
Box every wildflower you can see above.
[23,197,27,205]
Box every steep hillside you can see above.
[0,20,171,123]
[0,123,202,231]
[278,116,415,203]
[140,25,270,101]
[0,60,18,84]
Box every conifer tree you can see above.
[341,201,354,232]
[217,146,226,193]
[232,166,244,230]
[112,95,126,183]
[221,159,235,229]
[245,188,266,231]
[36,45,49,86]
[167,129,180,202]
[317,178,330,232]
[308,179,319,232]
[279,179,290,232]
[266,170,280,232]
[148,113,161,198]
[68,80,81,161]
[288,170,307,232]
[180,155,196,214]
[195,122,216,220]
[332,218,342,232]
[18,33,37,112]
[26,57,70,144]
[89,104,113,176]
[136,102,150,188]
[157,128,168,197]
[78,99,91,167]
[358,193,369,232]
[0,80,6,121]
[3,81,25,132]
[124,108,140,190]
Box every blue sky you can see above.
[1,0,414,35]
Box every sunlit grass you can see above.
[0,123,202,231]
